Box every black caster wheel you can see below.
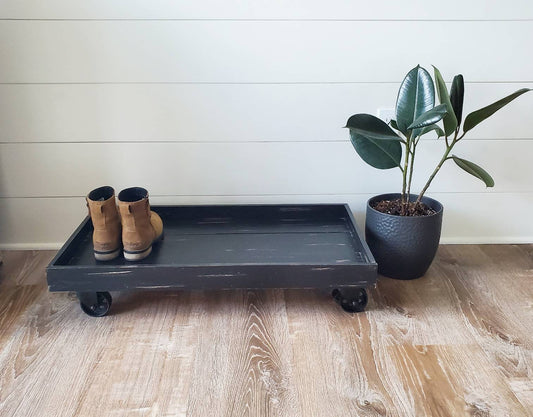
[78,292,112,317]
[332,288,368,313]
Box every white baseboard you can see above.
[439,237,533,244]
[0,243,64,251]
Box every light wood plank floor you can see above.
[0,245,532,417]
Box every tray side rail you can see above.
[47,263,377,292]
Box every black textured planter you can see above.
[365,193,443,280]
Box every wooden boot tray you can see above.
[47,204,377,315]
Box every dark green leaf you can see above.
[452,156,494,187]
[418,124,445,138]
[346,114,404,141]
[390,119,399,130]
[463,88,532,134]
[346,114,403,169]
[450,74,464,125]
[433,66,458,136]
[408,104,447,130]
[395,66,435,135]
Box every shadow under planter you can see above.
[365,193,443,280]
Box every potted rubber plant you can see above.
[346,65,530,279]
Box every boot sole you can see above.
[124,246,152,262]
[123,232,164,262]
[94,248,121,261]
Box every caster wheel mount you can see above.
[78,291,112,317]
[332,287,368,313]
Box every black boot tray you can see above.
[47,204,377,314]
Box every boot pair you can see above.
[86,186,164,262]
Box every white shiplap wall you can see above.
[0,2,532,248]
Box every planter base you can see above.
[365,194,443,280]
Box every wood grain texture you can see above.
[0,245,532,416]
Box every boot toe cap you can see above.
[150,211,164,240]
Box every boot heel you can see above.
[118,187,163,262]
[94,248,120,261]
[124,246,152,262]
[87,186,121,262]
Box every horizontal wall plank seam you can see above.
[2,191,532,200]
[2,81,533,85]
[2,18,533,22]
[2,138,532,145]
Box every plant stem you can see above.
[407,143,416,199]
[416,134,458,205]
[401,135,411,210]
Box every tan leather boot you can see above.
[118,187,163,261]
[87,186,121,261]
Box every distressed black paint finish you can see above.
[47,204,377,294]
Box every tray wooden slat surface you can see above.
[47,204,377,293]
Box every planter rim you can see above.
[367,193,443,219]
